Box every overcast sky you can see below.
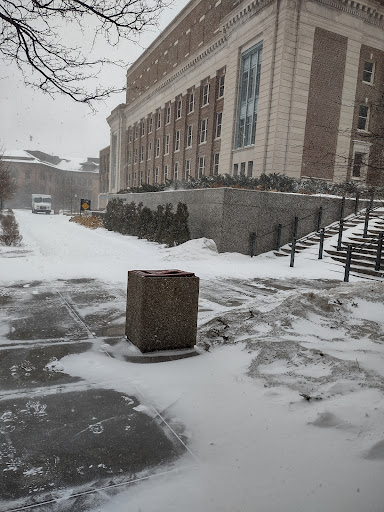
[0,1,189,159]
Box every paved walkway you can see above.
[0,279,189,512]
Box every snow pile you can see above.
[163,237,218,260]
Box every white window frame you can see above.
[156,111,161,130]
[175,130,180,151]
[156,138,160,157]
[166,106,171,124]
[177,100,182,119]
[185,159,191,179]
[216,112,222,138]
[188,92,195,113]
[174,162,179,181]
[187,125,193,147]
[148,117,153,133]
[200,119,208,144]
[357,105,370,131]
[199,156,205,177]
[218,75,225,98]
[214,153,219,175]
[202,83,210,106]
[165,135,170,155]
[140,146,144,162]
[164,164,168,181]
[351,140,371,181]
[362,61,375,84]
[155,167,159,183]
[148,142,152,160]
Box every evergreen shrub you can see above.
[103,199,190,247]
[117,173,384,199]
[0,209,23,246]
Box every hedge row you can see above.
[104,199,190,247]
[116,173,384,199]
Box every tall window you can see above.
[156,138,160,157]
[237,42,262,148]
[140,171,143,185]
[174,162,179,180]
[199,156,205,177]
[240,162,246,176]
[134,125,138,139]
[156,111,161,129]
[218,75,225,98]
[111,133,117,189]
[164,165,168,181]
[141,121,145,136]
[188,92,194,113]
[140,146,144,162]
[358,105,369,131]
[134,148,137,163]
[214,153,220,175]
[147,169,151,184]
[233,163,238,176]
[177,100,182,119]
[166,106,171,124]
[148,117,153,133]
[187,125,193,147]
[148,142,152,160]
[216,113,222,138]
[155,167,159,183]
[200,119,208,143]
[202,84,210,105]
[185,159,191,179]
[363,62,374,84]
[247,161,253,177]
[165,135,170,154]
[175,130,180,151]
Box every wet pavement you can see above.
[0,279,188,512]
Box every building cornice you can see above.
[312,0,384,27]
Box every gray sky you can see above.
[0,1,189,159]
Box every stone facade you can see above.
[110,188,372,255]
[3,150,100,212]
[102,0,384,192]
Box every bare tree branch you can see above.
[0,0,167,104]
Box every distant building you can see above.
[101,0,384,193]
[3,150,99,212]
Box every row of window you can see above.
[127,153,221,186]
[127,113,222,165]
[129,75,225,142]
[233,161,254,178]
[15,169,94,187]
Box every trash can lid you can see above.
[132,269,195,277]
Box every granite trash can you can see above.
[125,269,200,353]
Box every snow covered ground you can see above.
[1,209,384,512]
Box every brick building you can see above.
[101,0,384,194]
[3,150,99,212]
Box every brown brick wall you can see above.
[126,0,239,106]
[124,67,226,186]
[6,161,99,211]
[349,45,384,186]
[302,28,348,180]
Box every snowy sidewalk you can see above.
[0,279,189,511]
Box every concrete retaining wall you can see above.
[110,188,371,255]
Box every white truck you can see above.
[32,194,52,214]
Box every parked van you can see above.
[32,194,52,214]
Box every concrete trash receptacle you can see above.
[125,269,199,353]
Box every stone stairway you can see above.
[275,207,384,280]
